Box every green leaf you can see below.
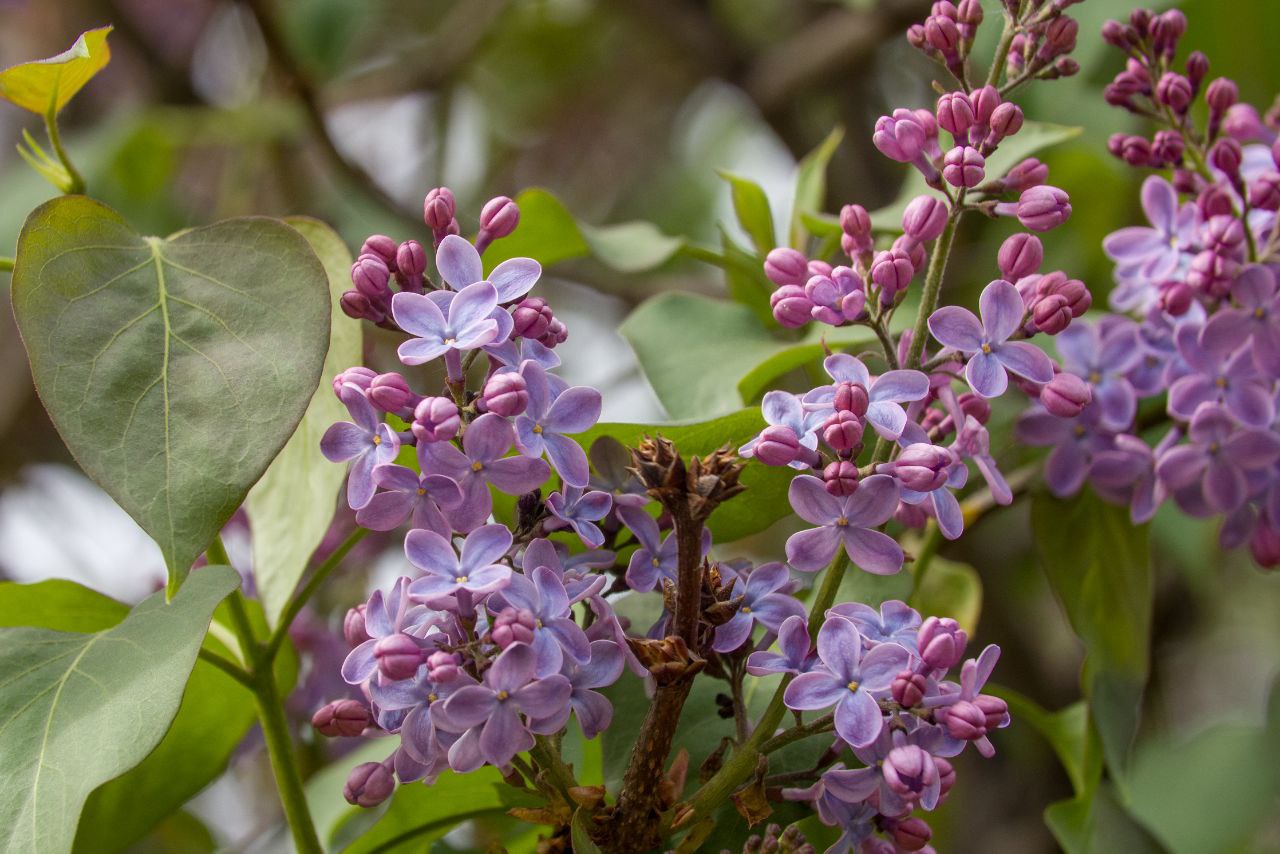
[718,171,776,253]
[483,188,684,275]
[11,196,331,583]
[0,27,112,115]
[993,687,1098,797]
[1045,783,1163,854]
[867,122,1083,229]
[0,579,128,631]
[571,808,604,854]
[791,126,844,248]
[620,292,877,420]
[578,409,795,543]
[1032,489,1152,778]
[0,565,239,854]
[717,230,775,326]
[246,217,361,625]
[911,556,982,635]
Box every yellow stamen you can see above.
[496,690,509,701]
[835,517,849,528]
[471,461,484,472]
[847,680,860,693]
[372,435,382,445]
[533,424,544,434]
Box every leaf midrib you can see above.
[145,237,176,568]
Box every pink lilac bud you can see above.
[312,699,371,737]
[888,817,932,852]
[340,290,374,322]
[998,233,1043,280]
[986,102,1024,146]
[839,204,874,260]
[1036,271,1090,317]
[412,396,461,444]
[1155,72,1193,112]
[1187,250,1238,298]
[1249,522,1280,568]
[482,371,529,417]
[1223,104,1265,142]
[943,146,985,188]
[823,460,860,496]
[771,285,814,328]
[807,259,834,278]
[755,425,803,466]
[936,91,975,137]
[902,195,949,242]
[360,234,398,270]
[492,607,537,649]
[352,256,392,299]
[891,444,954,492]
[511,296,554,340]
[394,240,427,293]
[873,111,927,163]
[1198,185,1235,219]
[1158,280,1194,316]
[423,187,457,230]
[765,248,810,287]
[1206,77,1239,116]
[1249,173,1280,211]
[959,392,991,425]
[1204,215,1246,258]
[374,633,424,681]
[539,317,569,348]
[974,694,1010,729]
[1014,185,1072,232]
[956,0,981,28]
[892,669,928,708]
[883,745,939,804]
[475,196,520,253]
[1129,8,1152,34]
[369,372,419,416]
[1173,169,1202,195]
[1001,157,1049,193]
[944,699,988,741]
[1121,136,1152,167]
[893,235,927,272]
[1151,129,1185,165]
[1041,372,1092,417]
[343,603,370,646]
[1185,50,1209,89]
[345,761,395,808]
[333,367,377,396]
[925,14,961,58]
[833,380,870,416]
[935,757,956,800]
[1100,19,1130,49]
[1152,9,1186,58]
[970,85,1001,125]
[871,249,915,304]
[820,411,864,453]
[1033,293,1071,334]
[426,650,461,684]
[1210,137,1243,180]
[918,616,967,670]
[1041,16,1079,60]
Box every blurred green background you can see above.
[1,1,1279,851]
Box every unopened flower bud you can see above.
[344,761,395,808]
[987,102,1024,143]
[352,256,392,299]
[936,91,975,137]
[340,290,374,321]
[896,500,929,529]
[889,817,933,852]
[491,607,536,649]
[820,411,864,453]
[1158,280,1195,316]
[412,396,461,444]
[771,285,814,328]
[1040,372,1091,417]
[482,371,529,417]
[935,756,956,800]
[925,14,961,56]
[998,233,1043,280]
[1224,104,1265,143]
[360,234,399,270]
[871,249,915,302]
[901,196,947,244]
[823,460,860,496]
[1198,185,1235,219]
[333,367,377,396]
[1120,135,1152,167]
[917,615,967,670]
[1155,72,1193,112]
[943,699,988,741]
[1033,293,1072,334]
[479,196,519,238]
[1249,173,1280,211]
[1249,521,1280,568]
[755,425,803,466]
[892,669,928,708]
[1185,50,1209,88]
[833,380,870,416]
[344,603,370,646]
[426,650,461,684]
[883,745,939,803]
[1188,249,1238,298]
[970,85,1001,125]
[943,146,985,188]
[1210,137,1243,178]
[1041,15,1078,59]
[1151,129,1185,165]
[1204,215,1246,257]
[874,110,928,163]
[891,443,953,492]
[1001,157,1048,192]
[765,248,809,287]
[423,187,457,230]
[369,372,418,416]
[974,693,1010,729]
[539,317,569,348]
[375,633,423,681]
[510,296,554,340]
[1015,186,1072,232]
[1035,271,1090,317]
[312,699,371,737]
[1206,77,1239,117]
[958,392,991,425]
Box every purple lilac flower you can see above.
[526,639,624,738]
[1090,431,1178,524]
[406,524,514,601]
[513,362,601,487]
[825,724,958,817]
[618,504,711,591]
[881,439,968,540]
[931,645,1007,758]
[435,643,571,770]
[712,562,805,653]
[355,460,462,535]
[1156,403,1280,513]
[827,600,921,651]
[1201,265,1280,374]
[1168,327,1275,428]
[419,413,550,531]
[393,281,503,365]
[1103,175,1198,284]
[928,279,1054,398]
[341,577,436,684]
[367,665,476,766]
[434,233,542,301]
[746,614,815,676]
[1054,319,1143,430]
[321,383,400,509]
[495,567,592,677]
[545,486,613,548]
[1017,404,1114,498]
[950,416,1013,505]
[811,354,931,440]
[520,537,610,603]
[740,391,821,465]
[786,474,904,574]
[783,615,909,747]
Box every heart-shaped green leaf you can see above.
[11,196,331,582]
[246,217,361,625]
[0,26,113,116]
[0,565,239,854]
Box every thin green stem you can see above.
[760,712,834,754]
[986,15,1017,88]
[0,257,14,272]
[197,648,254,688]
[904,206,963,372]
[266,527,369,660]
[43,106,84,195]
[530,735,578,804]
[252,662,323,854]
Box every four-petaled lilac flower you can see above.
[527,639,624,738]
[1201,265,1280,374]
[813,354,931,440]
[1017,404,1114,498]
[514,362,602,487]
[1103,175,1198,283]
[739,391,820,466]
[1168,325,1275,428]
[355,459,462,535]
[783,616,910,747]
[520,537,610,604]
[407,524,514,601]
[928,279,1054,398]
[1091,431,1177,524]
[545,486,613,548]
[497,567,592,677]
[1156,403,1280,513]
[828,600,921,651]
[746,614,815,676]
[393,281,503,365]
[367,666,475,766]
[434,233,542,301]
[1055,319,1144,431]
[435,643,571,769]
[785,474,904,574]
[341,577,435,684]
[419,413,550,531]
[321,383,400,509]
[712,562,805,653]
[618,504,711,592]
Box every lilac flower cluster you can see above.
[766,604,1007,852]
[1020,8,1280,567]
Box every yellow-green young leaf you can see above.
[790,126,843,248]
[0,26,113,115]
[11,196,331,583]
[246,218,361,625]
[0,565,239,854]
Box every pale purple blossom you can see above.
[321,383,400,509]
[545,486,613,548]
[785,475,904,574]
[928,279,1054,398]
[526,640,624,738]
[514,362,602,487]
[712,562,805,653]
[406,524,514,601]
[746,614,815,677]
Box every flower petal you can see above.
[786,525,842,572]
[489,257,541,302]
[436,234,483,289]
[965,351,1008,398]
[979,279,1025,343]
[788,475,841,525]
[844,528,905,575]
[834,688,883,747]
[928,306,983,352]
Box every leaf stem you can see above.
[43,105,84,195]
[530,735,579,804]
[266,526,369,660]
[197,647,255,688]
[0,257,14,272]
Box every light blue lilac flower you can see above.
[746,614,815,677]
[433,233,542,301]
[406,524,514,601]
[712,562,805,653]
[527,639,624,739]
[355,459,462,535]
[545,486,613,548]
[827,600,921,651]
[785,474,904,574]
[496,567,592,677]
[321,383,400,509]
[393,281,504,365]
[1103,176,1198,284]
[514,362,601,487]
